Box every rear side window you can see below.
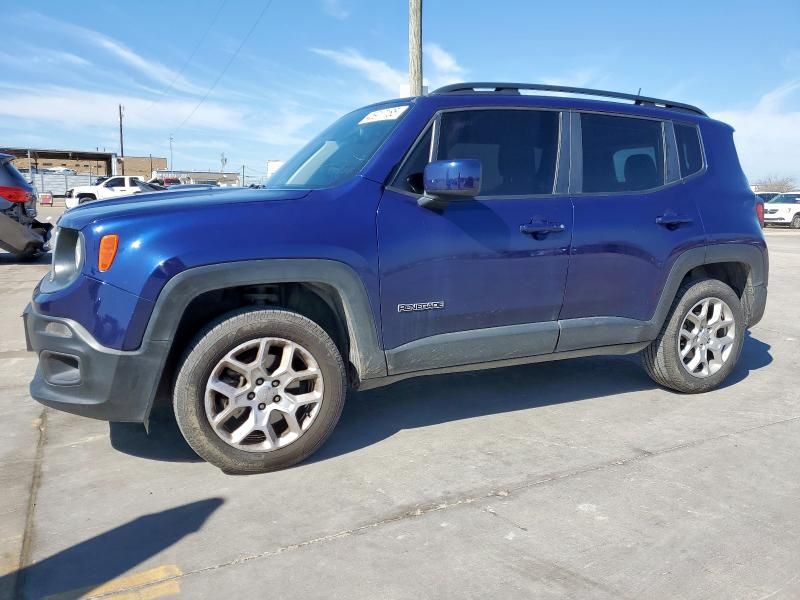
[436,109,560,196]
[580,114,664,193]
[674,123,703,178]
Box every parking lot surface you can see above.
[1,220,799,599]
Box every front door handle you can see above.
[655,214,694,229]
[520,221,566,239]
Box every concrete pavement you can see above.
[1,228,798,599]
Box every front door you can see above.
[377,108,573,374]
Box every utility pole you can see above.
[169,135,174,173]
[118,104,125,175]
[241,164,245,187]
[409,0,423,96]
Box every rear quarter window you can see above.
[1,160,31,188]
[674,123,704,178]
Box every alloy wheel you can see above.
[204,337,324,452]
[677,297,737,378]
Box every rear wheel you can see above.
[173,308,347,473]
[791,214,800,229]
[642,279,745,393]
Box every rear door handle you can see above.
[520,221,566,238]
[655,214,693,229]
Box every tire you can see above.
[173,308,347,473]
[78,195,96,204]
[641,279,745,393]
[791,214,800,229]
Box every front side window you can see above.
[104,177,124,188]
[674,123,703,178]
[435,109,560,196]
[393,126,433,193]
[581,113,664,193]
[266,102,411,189]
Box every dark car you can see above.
[0,153,51,257]
[24,82,767,473]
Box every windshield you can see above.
[767,193,800,204]
[266,103,411,189]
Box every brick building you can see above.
[1,147,167,179]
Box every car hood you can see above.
[58,188,312,230]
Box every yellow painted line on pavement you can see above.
[45,564,182,599]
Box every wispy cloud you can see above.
[0,86,243,133]
[425,43,464,87]
[0,47,91,69]
[321,0,349,20]
[311,47,406,95]
[312,44,466,95]
[713,79,800,180]
[25,13,203,95]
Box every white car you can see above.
[65,176,157,208]
[763,192,800,228]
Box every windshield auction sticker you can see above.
[358,105,409,125]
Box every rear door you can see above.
[122,177,141,194]
[557,111,706,350]
[377,107,574,373]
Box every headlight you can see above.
[40,227,84,292]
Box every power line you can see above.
[153,0,229,105]
[174,0,273,133]
[132,0,228,119]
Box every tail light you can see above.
[755,201,764,226]
[0,185,34,203]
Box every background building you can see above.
[0,147,167,178]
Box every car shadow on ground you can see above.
[0,498,223,600]
[109,413,203,463]
[109,333,771,466]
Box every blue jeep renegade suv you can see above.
[24,83,768,473]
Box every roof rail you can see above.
[430,82,707,116]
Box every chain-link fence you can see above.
[29,173,95,197]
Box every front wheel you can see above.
[791,214,800,229]
[641,279,745,393]
[173,308,347,473]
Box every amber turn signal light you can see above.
[98,234,119,272]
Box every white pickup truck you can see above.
[65,176,160,208]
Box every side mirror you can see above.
[419,159,481,208]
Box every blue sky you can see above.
[1,0,799,181]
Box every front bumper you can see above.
[24,303,170,422]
